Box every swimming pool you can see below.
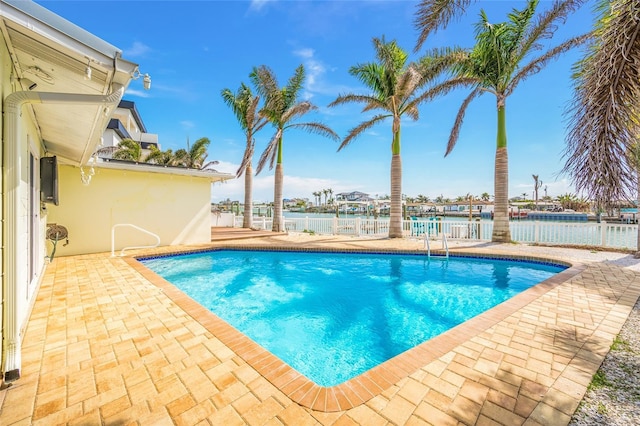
[140,249,565,387]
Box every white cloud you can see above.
[249,0,275,12]
[211,162,350,203]
[123,41,151,58]
[293,48,314,59]
[123,88,151,98]
[180,120,195,130]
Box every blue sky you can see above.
[37,0,596,203]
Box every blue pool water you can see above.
[140,250,565,386]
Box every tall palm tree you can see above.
[250,64,339,232]
[422,0,589,242]
[221,83,268,228]
[328,36,456,238]
[562,0,640,253]
[313,191,321,208]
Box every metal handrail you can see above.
[111,223,160,257]
[424,232,431,257]
[442,232,449,258]
[424,230,449,258]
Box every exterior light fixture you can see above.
[132,69,151,90]
[84,60,92,80]
[143,73,151,90]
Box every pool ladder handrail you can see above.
[111,223,160,257]
[424,232,449,258]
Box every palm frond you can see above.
[414,0,474,52]
[419,46,469,78]
[412,76,479,105]
[445,88,482,156]
[395,64,424,105]
[283,65,305,110]
[338,114,390,151]
[349,62,387,99]
[403,104,420,121]
[281,101,316,123]
[286,122,340,142]
[362,99,389,113]
[328,93,382,109]
[562,0,640,206]
[189,137,211,168]
[236,144,254,178]
[256,130,281,174]
[250,65,278,101]
[201,160,219,171]
[112,138,142,162]
[520,0,588,58]
[507,33,591,96]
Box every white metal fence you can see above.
[230,216,638,250]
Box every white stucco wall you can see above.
[47,165,214,256]
[1,31,51,376]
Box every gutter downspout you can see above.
[2,84,125,383]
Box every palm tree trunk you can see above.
[242,162,253,229]
[492,105,511,243]
[389,131,403,238]
[272,163,284,232]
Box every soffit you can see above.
[1,0,138,165]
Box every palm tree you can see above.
[144,146,176,166]
[112,138,144,162]
[422,0,589,242]
[562,0,640,253]
[173,137,218,170]
[328,36,455,238]
[221,83,268,229]
[481,192,491,201]
[250,64,339,232]
[327,188,333,206]
[532,174,543,210]
[313,191,321,208]
[557,193,577,210]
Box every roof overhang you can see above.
[95,159,235,183]
[0,0,139,165]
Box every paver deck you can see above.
[2,232,640,425]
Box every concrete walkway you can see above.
[1,234,639,425]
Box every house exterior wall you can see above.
[1,30,50,375]
[47,165,213,256]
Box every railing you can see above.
[424,229,449,258]
[229,216,639,250]
[111,223,161,257]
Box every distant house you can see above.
[283,198,308,209]
[98,100,160,158]
[336,191,372,202]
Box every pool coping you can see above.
[124,245,585,413]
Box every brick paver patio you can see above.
[1,233,639,425]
